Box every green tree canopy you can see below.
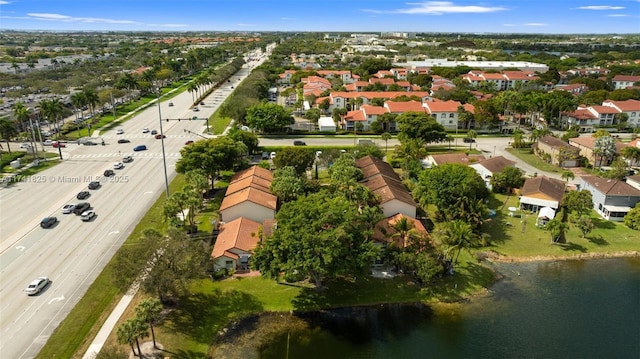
[490,166,525,193]
[245,102,294,133]
[273,147,316,175]
[397,111,447,144]
[624,203,640,230]
[270,166,309,203]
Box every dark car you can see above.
[117,139,130,144]
[40,217,57,228]
[73,202,90,215]
[168,102,174,107]
[293,140,306,146]
[83,141,97,146]
[463,137,475,143]
[133,145,147,151]
[88,181,101,190]
[155,134,166,139]
[261,151,270,160]
[150,130,158,135]
[77,191,90,200]
[104,169,115,177]
[185,140,194,145]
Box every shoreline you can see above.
[486,250,640,263]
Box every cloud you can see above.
[577,5,625,10]
[0,1,10,4]
[363,1,507,15]
[502,23,516,27]
[27,13,137,24]
[607,13,629,17]
[236,23,256,27]
[524,23,547,26]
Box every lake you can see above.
[260,258,640,359]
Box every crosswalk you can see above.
[69,152,181,159]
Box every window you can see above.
[632,112,636,118]
[441,113,446,118]
[449,113,455,118]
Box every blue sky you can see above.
[1,0,639,33]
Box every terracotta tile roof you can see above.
[463,103,475,114]
[372,214,428,247]
[361,174,416,206]
[612,75,640,82]
[361,104,388,115]
[581,176,640,196]
[331,91,430,101]
[344,110,366,121]
[211,217,261,259]
[370,78,395,85]
[590,105,620,114]
[356,155,402,182]
[565,108,597,120]
[502,71,537,81]
[424,100,462,113]
[603,99,640,112]
[230,166,273,183]
[520,176,565,202]
[302,76,331,86]
[384,100,425,113]
[344,83,356,91]
[354,81,370,87]
[396,81,411,87]
[477,156,516,173]
[375,70,393,78]
[429,153,484,166]
[225,175,272,196]
[219,187,277,212]
[481,73,506,80]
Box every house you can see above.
[535,136,581,167]
[569,136,627,167]
[469,156,517,189]
[356,155,417,218]
[219,187,277,223]
[318,116,337,132]
[611,75,640,90]
[561,108,599,132]
[211,217,261,271]
[423,100,466,131]
[580,176,640,221]
[602,99,640,128]
[230,165,273,183]
[342,104,387,131]
[372,214,429,248]
[626,175,640,191]
[519,175,566,212]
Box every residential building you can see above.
[372,214,428,249]
[469,156,517,189]
[219,187,277,223]
[211,217,261,271]
[535,136,581,167]
[423,100,465,131]
[569,136,627,167]
[580,176,640,221]
[602,99,640,128]
[612,75,640,90]
[519,175,566,212]
[342,104,387,131]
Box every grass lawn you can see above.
[506,147,561,173]
[209,113,232,134]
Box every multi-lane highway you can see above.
[0,51,268,358]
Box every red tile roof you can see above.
[603,99,640,112]
[230,166,273,183]
[590,105,620,114]
[384,100,425,113]
[424,100,462,113]
[225,175,272,196]
[211,217,261,259]
[219,187,277,211]
[612,75,640,82]
[372,214,428,247]
[569,136,627,152]
[361,104,388,115]
[344,110,366,121]
[476,156,516,173]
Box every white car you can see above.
[62,204,76,214]
[113,162,124,170]
[142,128,150,133]
[116,129,124,135]
[80,210,95,222]
[43,139,53,146]
[25,277,49,295]
[19,143,31,149]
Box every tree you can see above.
[397,112,447,144]
[0,117,18,153]
[245,102,294,133]
[624,203,640,230]
[176,136,248,190]
[621,146,640,169]
[304,108,321,123]
[135,298,163,349]
[593,136,617,169]
[252,191,379,289]
[116,319,138,357]
[457,105,475,130]
[560,170,575,183]
[413,163,489,230]
[490,166,525,193]
[575,215,594,238]
[381,132,392,155]
[227,127,259,155]
[466,130,478,150]
[563,190,593,218]
[270,166,308,203]
[436,220,476,273]
[545,215,568,243]
[329,153,363,184]
[273,147,316,175]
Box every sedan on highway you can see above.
[80,210,96,222]
[88,181,101,190]
[150,130,158,135]
[142,128,150,133]
[117,139,130,144]
[62,204,76,214]
[154,134,166,139]
[114,162,124,170]
[40,217,57,228]
[52,141,66,148]
[122,155,133,163]
[77,191,90,200]
[104,169,115,177]
[25,277,50,295]
[116,129,124,135]
[133,145,147,151]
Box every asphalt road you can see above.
[0,52,267,358]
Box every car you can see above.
[104,169,115,177]
[142,128,150,133]
[80,210,96,222]
[40,217,57,228]
[113,162,124,170]
[155,134,166,139]
[261,151,270,160]
[25,277,49,295]
[200,101,205,105]
[133,145,147,151]
[88,181,101,190]
[293,140,306,146]
[62,204,76,214]
[19,143,31,149]
[168,102,174,107]
[117,139,130,144]
[193,107,199,112]
[270,152,276,159]
[116,129,124,135]
[43,139,53,146]
[185,140,194,145]
[73,202,90,215]
[150,130,158,135]
[83,141,97,146]
[77,191,90,200]
[52,141,66,148]
[122,155,133,163]
[463,137,476,143]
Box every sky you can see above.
[0,0,639,34]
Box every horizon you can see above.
[1,0,639,34]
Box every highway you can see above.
[0,51,267,358]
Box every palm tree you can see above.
[560,170,575,183]
[117,319,138,356]
[621,146,640,169]
[545,217,568,243]
[83,89,99,117]
[0,117,18,153]
[381,132,392,155]
[466,130,477,150]
[135,298,163,349]
[391,216,420,248]
[437,220,475,271]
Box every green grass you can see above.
[506,148,561,173]
[209,113,232,134]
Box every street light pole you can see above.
[156,89,170,198]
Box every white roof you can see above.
[537,207,556,220]
[318,117,336,127]
[603,204,632,212]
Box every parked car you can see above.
[122,155,133,163]
[25,277,49,295]
[88,181,101,190]
[73,202,90,215]
[113,162,124,170]
[142,128,150,133]
[133,145,147,151]
[104,169,115,177]
[80,210,96,222]
[185,140,194,145]
[43,139,53,146]
[193,107,199,112]
[19,143,31,149]
[52,141,66,148]
[116,129,124,135]
[168,102,174,107]
[463,137,475,143]
[293,140,306,146]
[77,191,90,200]
[155,134,166,139]
[261,151,270,160]
[150,130,158,135]
[62,204,76,214]
[40,217,57,228]
[117,139,130,144]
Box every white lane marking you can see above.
[48,295,65,304]
[108,231,120,235]
[16,245,26,252]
